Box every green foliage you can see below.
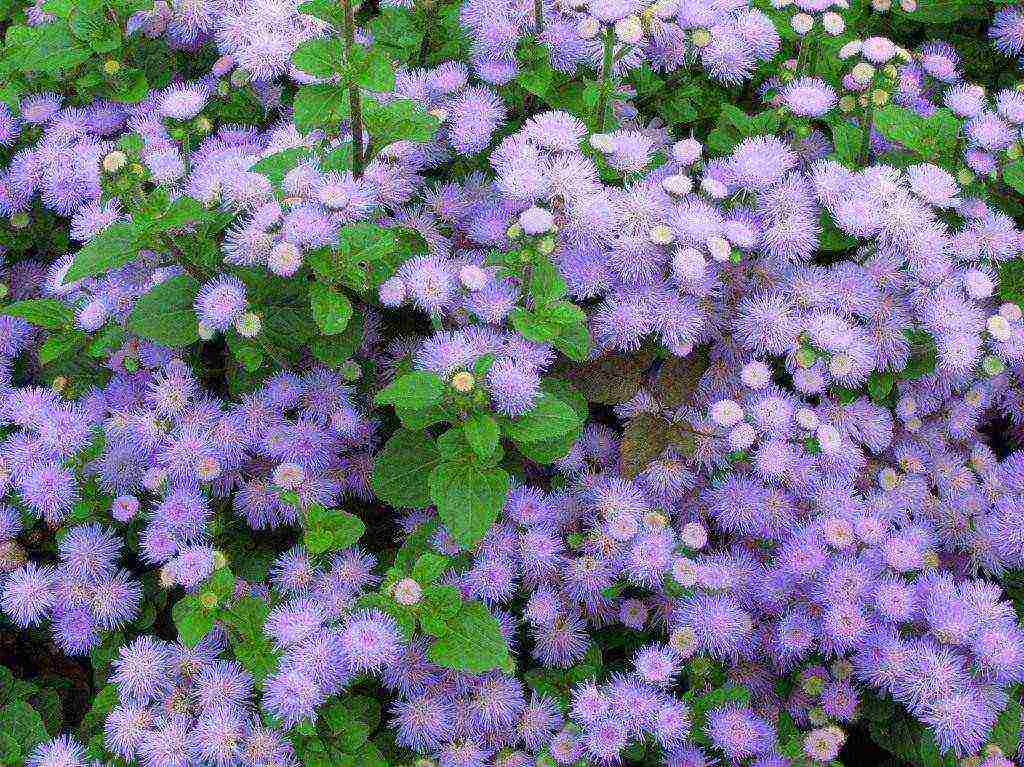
[873,105,961,165]
[371,429,441,508]
[375,371,446,411]
[309,282,354,335]
[362,97,440,145]
[127,275,200,347]
[425,600,513,673]
[0,299,74,329]
[304,505,366,554]
[63,221,140,283]
[429,461,509,548]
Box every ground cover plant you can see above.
[2,0,1024,765]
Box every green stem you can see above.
[341,0,364,179]
[534,0,544,34]
[860,104,873,167]
[595,26,615,132]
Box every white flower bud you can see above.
[988,314,1012,341]
[791,12,814,34]
[614,15,643,43]
[661,174,693,196]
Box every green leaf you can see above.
[375,371,445,411]
[989,691,1021,757]
[463,413,500,461]
[426,600,512,673]
[509,307,558,343]
[352,45,396,91]
[8,22,90,73]
[370,429,440,508]
[362,97,439,145]
[304,505,365,554]
[873,106,960,163]
[1003,160,1024,197]
[552,321,591,362]
[39,330,87,366]
[368,7,424,63]
[293,83,349,133]
[172,594,214,647]
[505,393,579,443]
[127,275,200,347]
[0,298,73,329]
[830,120,862,168]
[429,460,509,549]
[297,0,344,24]
[1,701,48,754]
[529,257,567,302]
[63,222,140,283]
[411,553,450,585]
[292,37,345,78]
[309,282,353,335]
[418,584,463,636]
[902,329,938,380]
[893,0,971,24]
[514,429,579,463]
[308,223,413,292]
[867,371,894,403]
[250,148,315,189]
[516,39,553,96]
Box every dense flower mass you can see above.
[0,0,1023,766]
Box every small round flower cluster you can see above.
[104,632,295,766]
[887,39,1024,182]
[2,524,142,655]
[457,0,781,87]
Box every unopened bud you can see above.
[614,15,643,44]
[103,151,127,173]
[451,371,475,393]
[103,59,121,76]
[391,577,422,605]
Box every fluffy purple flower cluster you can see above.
[2,1,1024,766]
[454,0,780,88]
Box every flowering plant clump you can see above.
[2,0,1024,766]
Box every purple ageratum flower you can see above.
[17,461,79,525]
[705,705,776,760]
[105,703,156,760]
[158,81,210,121]
[111,636,176,704]
[340,609,401,673]
[27,736,87,767]
[447,86,506,156]
[57,523,121,584]
[583,718,629,761]
[195,274,247,332]
[1,562,55,627]
[782,77,838,117]
[486,357,541,417]
[990,7,1024,57]
[262,666,326,728]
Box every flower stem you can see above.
[341,0,364,179]
[534,0,544,34]
[860,104,873,167]
[595,26,615,132]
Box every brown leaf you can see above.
[565,352,652,405]
[619,412,671,479]
[652,349,709,409]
